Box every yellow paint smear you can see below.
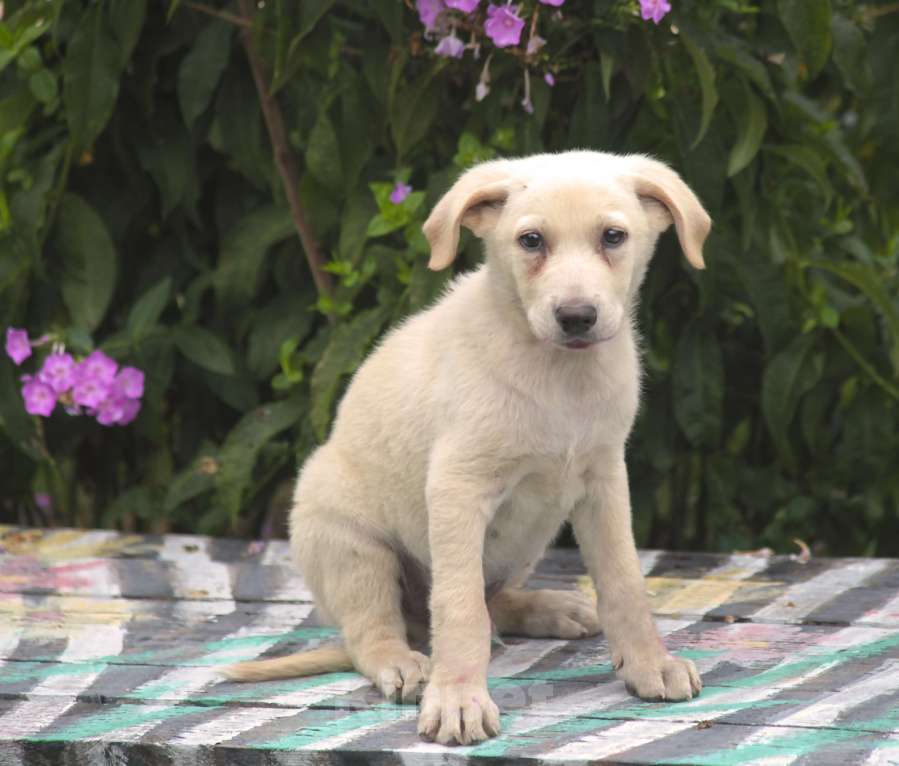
[577,574,782,614]
[0,526,153,561]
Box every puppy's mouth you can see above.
[561,338,595,350]
[555,332,617,351]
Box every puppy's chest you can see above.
[484,460,589,569]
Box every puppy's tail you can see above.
[221,645,353,683]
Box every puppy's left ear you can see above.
[423,160,514,271]
[627,156,712,269]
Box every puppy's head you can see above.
[423,152,711,350]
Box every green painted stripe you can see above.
[0,661,107,685]
[260,707,415,750]
[28,703,212,743]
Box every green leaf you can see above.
[600,51,615,101]
[174,325,236,376]
[831,15,869,92]
[727,84,767,177]
[310,308,385,440]
[177,19,232,128]
[246,295,314,380]
[683,35,718,149]
[305,110,343,193]
[714,39,775,102]
[164,452,217,512]
[127,277,172,338]
[55,193,118,331]
[813,260,899,375]
[63,5,122,151]
[107,0,147,69]
[778,0,832,78]
[672,320,724,449]
[271,0,339,93]
[453,132,496,169]
[214,206,295,305]
[761,334,822,465]
[214,398,305,524]
[136,115,194,217]
[166,0,183,22]
[28,69,57,104]
[0,361,40,460]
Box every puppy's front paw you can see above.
[417,680,500,745]
[616,653,702,701]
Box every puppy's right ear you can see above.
[423,161,513,271]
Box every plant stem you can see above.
[185,1,251,28]
[236,0,334,308]
[832,328,899,401]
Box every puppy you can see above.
[225,151,711,745]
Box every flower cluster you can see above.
[415,1,672,109]
[5,327,143,426]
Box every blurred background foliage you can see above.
[0,0,897,555]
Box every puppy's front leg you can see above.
[571,451,702,701]
[417,448,503,745]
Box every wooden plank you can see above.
[3,526,899,765]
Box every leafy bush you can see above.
[0,0,896,554]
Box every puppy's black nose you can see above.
[555,304,598,336]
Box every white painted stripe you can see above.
[731,658,899,765]
[857,589,899,628]
[167,705,300,749]
[86,602,319,743]
[752,560,890,623]
[639,550,662,575]
[301,708,418,751]
[260,540,292,567]
[863,735,899,765]
[0,625,23,659]
[489,640,568,678]
[160,537,234,600]
[542,624,884,762]
[0,623,125,739]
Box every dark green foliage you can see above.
[0,0,896,555]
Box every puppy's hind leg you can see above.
[489,588,600,639]
[298,514,430,703]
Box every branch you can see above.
[236,0,334,305]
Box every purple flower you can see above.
[445,0,480,10]
[96,394,126,426]
[114,366,145,399]
[22,378,56,417]
[98,394,141,426]
[544,72,556,87]
[72,376,110,409]
[38,352,76,394]
[34,493,52,511]
[435,33,465,58]
[416,0,445,30]
[119,397,141,425]
[78,350,118,384]
[640,0,671,24]
[485,4,525,48]
[389,182,412,205]
[5,327,31,365]
[539,0,565,5]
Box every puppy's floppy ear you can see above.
[423,160,514,271]
[627,156,712,269]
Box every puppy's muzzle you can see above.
[554,304,598,337]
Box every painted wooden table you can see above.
[1,526,898,765]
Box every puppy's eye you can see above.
[518,232,544,252]
[602,228,627,247]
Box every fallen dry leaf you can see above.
[791,538,812,564]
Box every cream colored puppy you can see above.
[225,151,711,746]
